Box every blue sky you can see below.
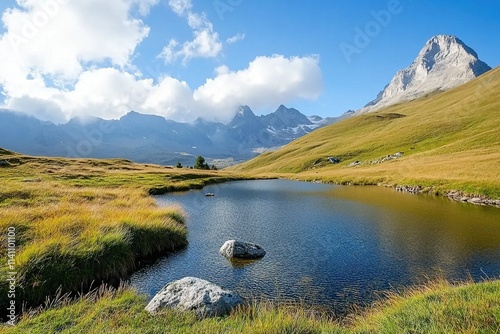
[0,0,498,123]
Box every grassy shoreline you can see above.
[251,172,500,208]
[0,150,251,317]
[2,279,498,333]
[231,68,500,203]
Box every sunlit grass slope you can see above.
[233,67,500,198]
[0,151,246,312]
[2,280,499,333]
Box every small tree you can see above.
[176,161,183,168]
[211,164,217,170]
[194,156,209,170]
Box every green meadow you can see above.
[232,67,500,200]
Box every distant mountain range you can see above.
[357,34,491,114]
[0,105,338,166]
[0,34,491,166]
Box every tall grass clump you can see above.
[0,185,188,313]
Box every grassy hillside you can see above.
[233,67,500,199]
[2,279,499,333]
[0,151,247,314]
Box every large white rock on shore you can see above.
[145,277,243,318]
[219,240,266,259]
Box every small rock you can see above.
[469,198,483,204]
[327,157,340,164]
[392,152,404,158]
[220,240,266,259]
[22,178,42,183]
[145,277,243,318]
[460,197,469,202]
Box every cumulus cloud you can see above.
[0,2,323,124]
[8,96,67,124]
[134,0,160,16]
[1,0,154,80]
[167,0,192,16]
[194,55,323,121]
[65,68,153,120]
[159,0,222,64]
[0,0,157,121]
[2,56,322,124]
[226,33,245,45]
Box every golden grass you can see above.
[351,279,500,333]
[0,152,249,313]
[1,279,499,333]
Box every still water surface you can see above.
[130,180,500,311]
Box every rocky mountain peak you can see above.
[417,35,482,71]
[359,35,491,113]
[275,104,289,113]
[265,105,313,128]
[235,105,256,118]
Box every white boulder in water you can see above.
[219,240,266,259]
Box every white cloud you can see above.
[158,39,179,64]
[0,0,158,120]
[193,55,323,121]
[134,0,160,16]
[160,0,222,64]
[167,0,192,16]
[214,65,230,76]
[8,96,67,123]
[66,68,153,120]
[2,56,322,124]
[0,0,154,80]
[226,33,245,45]
[4,67,197,123]
[143,76,196,121]
[186,12,206,29]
